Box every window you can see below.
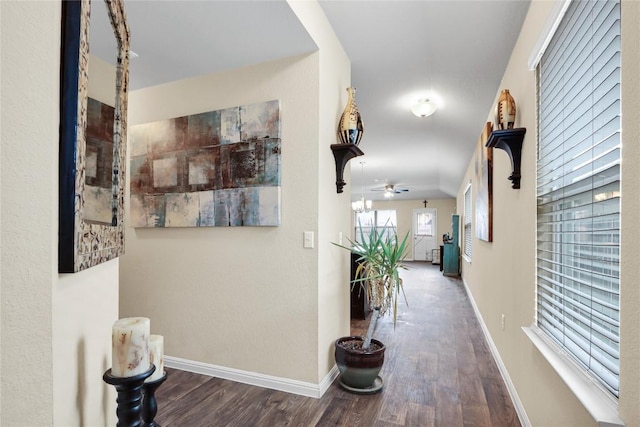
[416,211,434,237]
[354,210,397,244]
[463,184,472,259]
[536,0,621,397]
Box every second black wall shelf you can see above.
[486,128,526,189]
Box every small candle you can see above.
[146,335,164,382]
[111,317,150,377]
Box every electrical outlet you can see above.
[501,314,505,331]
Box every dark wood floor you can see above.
[153,262,521,426]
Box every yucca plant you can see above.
[335,223,410,350]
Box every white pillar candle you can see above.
[111,317,150,377]
[146,334,164,382]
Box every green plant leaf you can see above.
[332,219,411,339]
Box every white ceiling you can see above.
[92,0,530,202]
[91,1,317,89]
[319,1,531,201]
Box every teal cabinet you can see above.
[443,214,460,276]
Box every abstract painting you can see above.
[475,122,493,242]
[85,97,115,224]
[129,100,281,227]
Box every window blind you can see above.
[537,0,621,397]
[464,185,472,259]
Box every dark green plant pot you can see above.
[334,336,385,394]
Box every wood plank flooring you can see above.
[153,262,521,426]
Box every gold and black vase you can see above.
[338,87,364,145]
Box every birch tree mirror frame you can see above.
[59,0,130,272]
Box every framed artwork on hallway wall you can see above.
[129,100,281,227]
[474,122,493,242]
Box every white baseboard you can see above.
[461,278,531,427]
[164,355,339,399]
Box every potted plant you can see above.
[333,224,410,393]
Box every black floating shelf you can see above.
[486,128,526,189]
[330,144,364,193]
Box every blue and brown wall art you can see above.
[129,100,281,227]
[85,97,115,224]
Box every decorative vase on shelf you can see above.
[338,87,364,145]
[495,89,516,130]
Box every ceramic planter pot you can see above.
[334,336,385,393]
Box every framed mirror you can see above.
[59,0,130,272]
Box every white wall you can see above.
[1,1,119,425]
[121,8,351,386]
[88,54,117,106]
[618,0,640,422]
[368,198,457,261]
[1,2,57,423]
[54,263,118,426]
[122,54,320,383]
[287,1,354,381]
[457,1,640,425]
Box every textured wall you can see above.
[54,262,119,426]
[1,1,59,424]
[618,0,640,423]
[287,0,353,381]
[122,42,350,385]
[1,2,120,425]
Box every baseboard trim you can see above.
[164,356,339,399]
[462,278,531,427]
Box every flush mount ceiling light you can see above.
[411,98,437,118]
[383,185,395,198]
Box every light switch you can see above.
[339,231,343,245]
[303,231,314,249]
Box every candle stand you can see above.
[142,371,168,427]
[103,364,155,427]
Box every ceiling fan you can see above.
[372,184,410,198]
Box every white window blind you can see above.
[537,0,621,397]
[464,185,472,259]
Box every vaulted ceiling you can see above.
[92,0,530,202]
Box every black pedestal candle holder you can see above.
[141,371,168,427]
[103,364,156,427]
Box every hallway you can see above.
[154,262,520,426]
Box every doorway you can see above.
[413,208,437,261]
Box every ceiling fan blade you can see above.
[370,184,410,193]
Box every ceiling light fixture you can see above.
[352,162,372,213]
[353,196,373,212]
[411,98,437,118]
